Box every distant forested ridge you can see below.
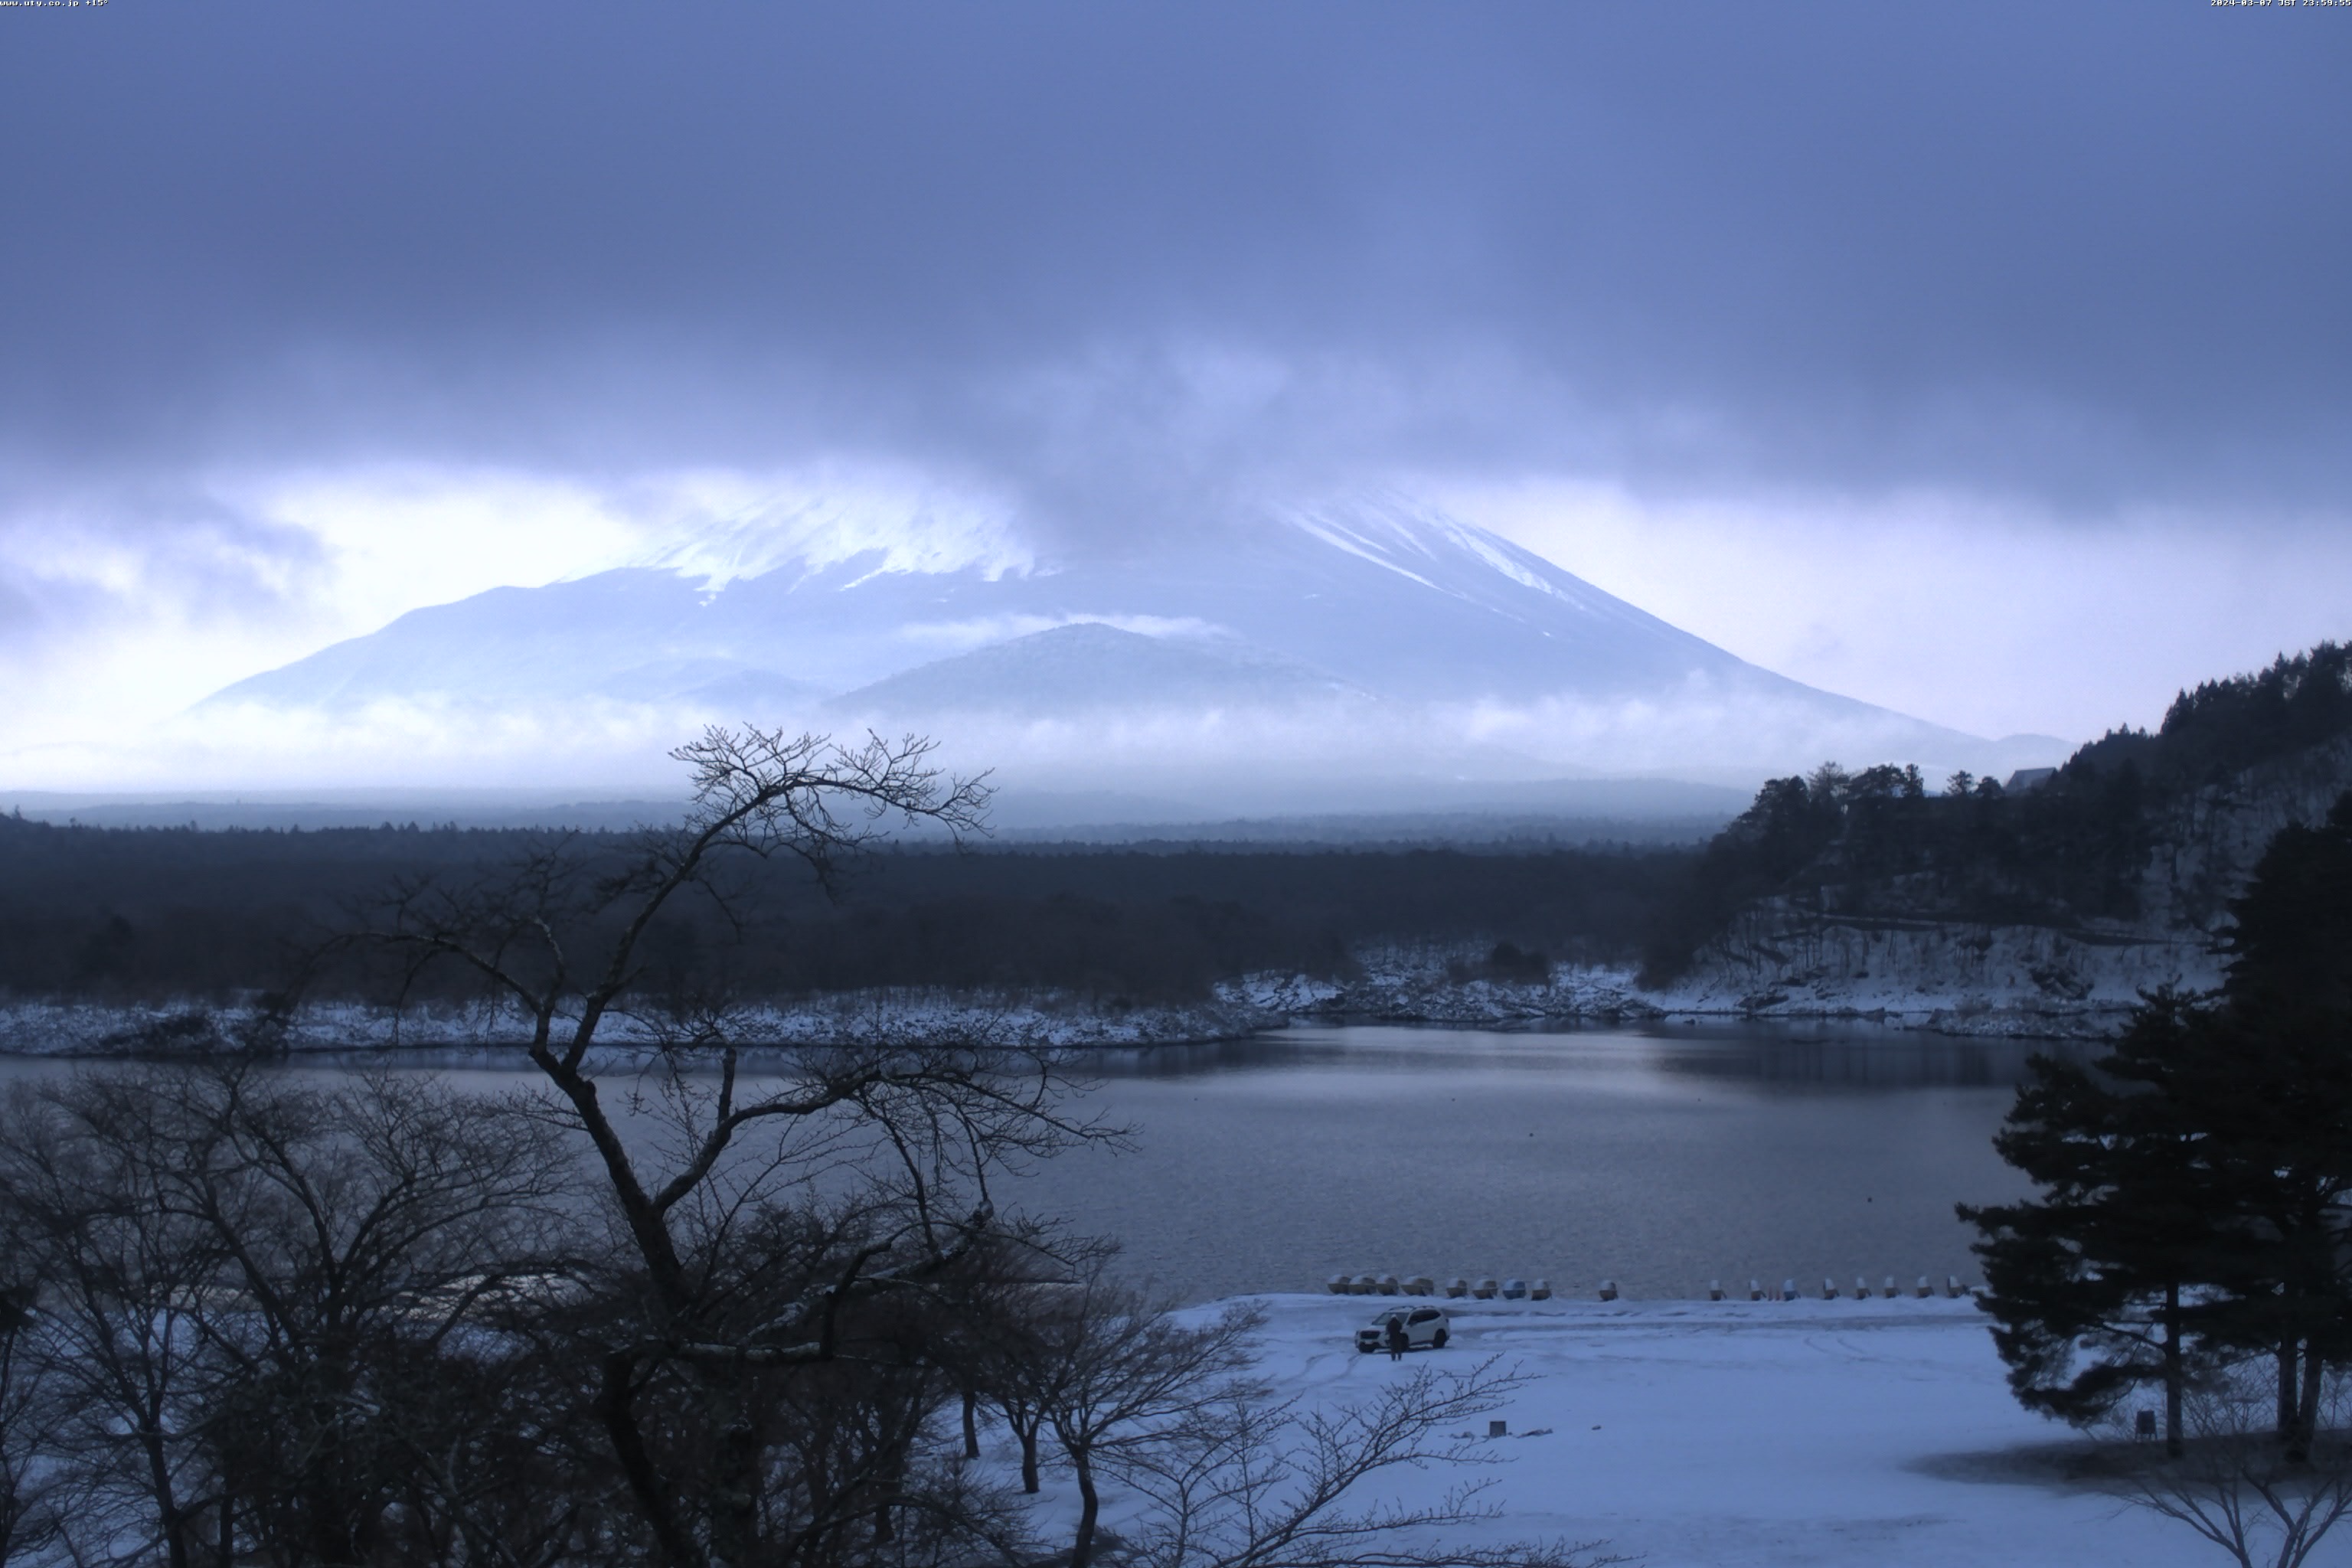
[1645,642,2352,1018]
[0,814,1686,1015]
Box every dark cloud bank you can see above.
[2,0,2346,535]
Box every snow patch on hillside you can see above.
[634,486,1033,590]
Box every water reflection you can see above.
[1645,1030,2089,1089]
[1102,1020,2092,1090]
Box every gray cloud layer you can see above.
[2,0,2345,530]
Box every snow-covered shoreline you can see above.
[1237,942,2150,1040]
[0,937,2150,1059]
[0,990,1291,1060]
[0,978,2128,1062]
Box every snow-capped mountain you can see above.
[196,494,2065,809]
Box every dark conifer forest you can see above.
[0,816,1689,1007]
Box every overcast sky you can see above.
[2,1,2348,775]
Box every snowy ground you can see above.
[1023,1293,2220,1568]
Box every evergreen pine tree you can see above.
[1962,990,2221,1455]
[1967,791,2352,1462]
[2190,791,2352,1460]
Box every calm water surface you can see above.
[0,1021,2060,1304]
[1019,1022,2053,1302]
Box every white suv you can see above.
[1355,1305,1450,1353]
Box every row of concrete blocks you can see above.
[1326,1275,1553,1299]
[1716,1276,1975,1302]
[1326,1273,1976,1302]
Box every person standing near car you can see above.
[1383,1314,1408,1361]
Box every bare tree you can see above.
[0,1068,604,1568]
[0,1078,229,1568]
[1115,1358,1618,1568]
[2108,1361,2352,1568]
[0,1279,64,1566]
[930,1230,1122,1496]
[153,1068,590,1568]
[1011,1274,1264,1568]
[963,1269,1613,1568]
[343,727,1117,1568]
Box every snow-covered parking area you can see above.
[1119,1293,2209,1567]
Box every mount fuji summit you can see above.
[198,495,2063,815]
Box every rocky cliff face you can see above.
[1661,732,2352,1036]
[2132,730,2352,931]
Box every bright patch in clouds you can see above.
[1451,480,2352,743]
[2,469,647,765]
[255,469,645,629]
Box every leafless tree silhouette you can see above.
[2107,1363,2352,1568]
[343,727,1120,1567]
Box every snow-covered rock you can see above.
[1651,915,2215,1037]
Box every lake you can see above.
[0,1020,2059,1304]
[1026,1021,2050,1302]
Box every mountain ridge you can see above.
[193,495,2068,804]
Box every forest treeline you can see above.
[0,814,1688,1008]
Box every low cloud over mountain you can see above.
[190,494,2066,815]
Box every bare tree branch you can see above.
[2107,1363,2352,1568]
[1114,1357,1620,1568]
